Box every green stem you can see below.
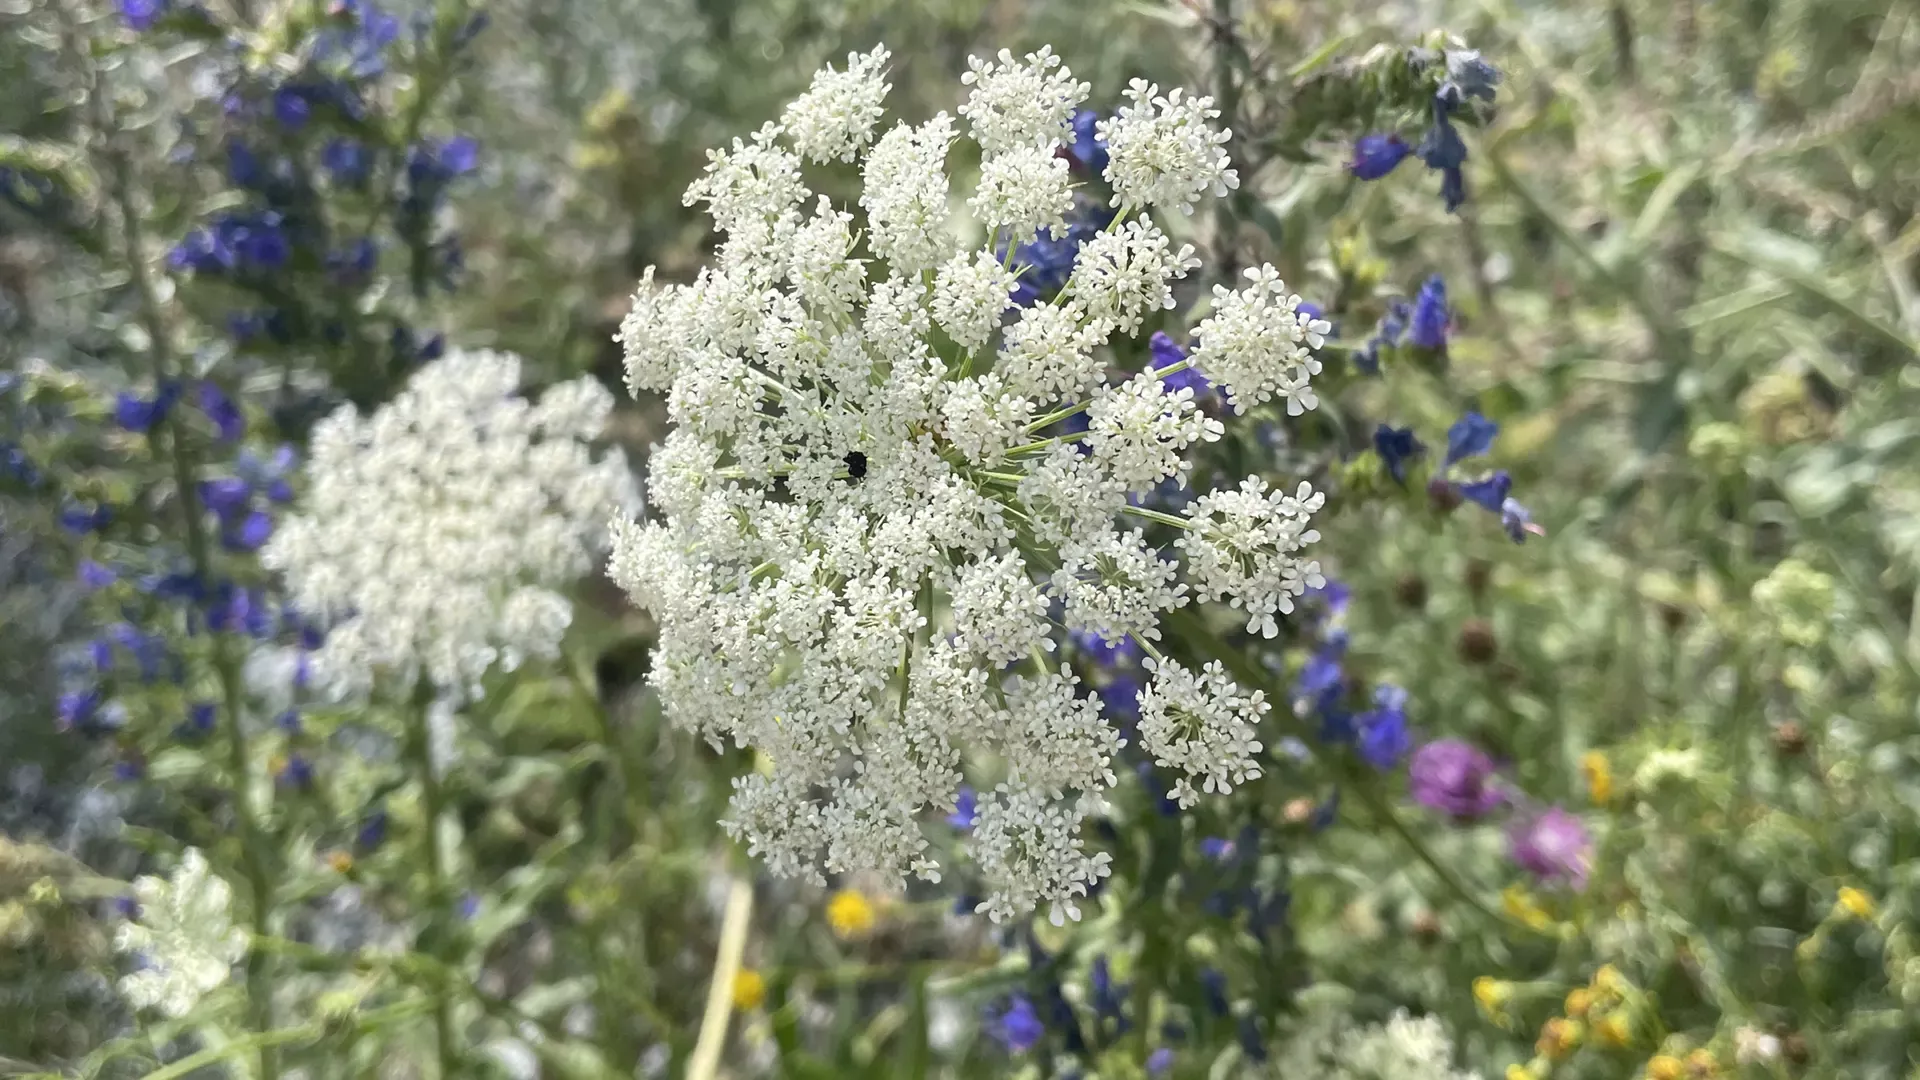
[1209,0,1240,279]
[130,1002,431,1080]
[84,23,282,1075]
[409,680,460,1077]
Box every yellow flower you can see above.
[1591,964,1627,997]
[1836,886,1876,920]
[1684,1049,1717,1075]
[1582,751,1613,805]
[1537,1017,1583,1060]
[1473,977,1513,1022]
[1645,1055,1685,1080]
[1595,1011,1633,1048]
[826,889,877,938]
[325,850,354,874]
[1564,988,1594,1017]
[731,969,766,1011]
[1506,1065,1540,1080]
[1504,885,1555,931]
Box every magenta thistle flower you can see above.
[1407,739,1502,819]
[1508,807,1592,889]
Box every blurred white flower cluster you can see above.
[1274,1006,1482,1080]
[610,45,1329,922]
[263,350,636,698]
[113,848,249,1018]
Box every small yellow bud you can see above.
[1592,964,1627,996]
[825,889,876,939]
[1595,1010,1633,1048]
[1473,976,1513,1021]
[1645,1055,1686,1080]
[1537,1017,1583,1059]
[1582,751,1613,805]
[1504,885,1555,931]
[1684,1048,1718,1076]
[326,850,355,874]
[731,968,766,1011]
[1506,1065,1540,1080]
[1564,987,1595,1017]
[1836,886,1875,920]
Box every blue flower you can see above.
[1072,629,1141,667]
[1199,968,1229,1016]
[272,87,312,130]
[1416,102,1470,212]
[321,138,372,187]
[276,709,302,733]
[57,688,104,732]
[1147,1048,1175,1075]
[185,702,217,736]
[1293,646,1345,711]
[1356,686,1412,769]
[1349,133,1411,180]
[946,786,978,829]
[357,808,389,850]
[327,237,379,284]
[1067,109,1109,174]
[79,560,117,590]
[1438,50,1503,107]
[1499,496,1539,543]
[986,994,1045,1053]
[197,382,244,442]
[238,445,298,503]
[170,212,291,275]
[1089,956,1129,1025]
[1237,1015,1268,1062]
[1443,411,1499,468]
[1306,578,1351,617]
[200,477,252,520]
[226,141,270,191]
[1372,425,1425,486]
[1406,274,1448,349]
[276,753,315,789]
[59,503,112,534]
[1097,673,1141,721]
[1199,836,1236,861]
[115,382,181,432]
[119,0,169,30]
[456,892,480,919]
[1456,470,1512,512]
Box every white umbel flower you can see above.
[1189,264,1330,415]
[113,849,248,1018]
[1176,477,1326,639]
[941,373,1036,466]
[1085,373,1224,493]
[1069,220,1202,334]
[970,144,1073,242]
[1098,79,1239,214]
[861,113,957,275]
[1334,1010,1482,1080]
[997,301,1112,405]
[262,350,635,698]
[958,46,1088,156]
[782,45,892,163]
[932,249,1017,351]
[682,122,808,237]
[1135,657,1268,808]
[609,44,1329,922]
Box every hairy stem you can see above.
[81,16,282,1074]
[408,680,460,1076]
